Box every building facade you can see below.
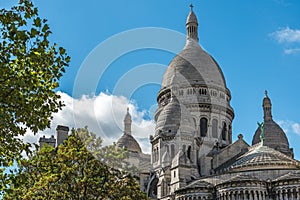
[41,5,300,199]
[141,5,300,200]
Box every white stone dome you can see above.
[161,39,227,89]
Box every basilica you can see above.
[40,5,300,200]
[116,5,300,200]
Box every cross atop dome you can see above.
[190,3,194,11]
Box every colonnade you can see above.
[217,189,267,200]
[175,187,300,200]
[274,187,300,200]
[176,195,211,200]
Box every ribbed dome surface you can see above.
[156,95,194,136]
[252,120,290,155]
[229,144,300,171]
[161,39,227,89]
[116,134,142,154]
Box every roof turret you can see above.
[186,4,198,41]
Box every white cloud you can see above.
[276,120,300,136]
[271,27,300,43]
[22,91,155,154]
[292,123,300,135]
[284,48,300,55]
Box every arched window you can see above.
[200,117,208,137]
[212,119,218,138]
[187,146,191,160]
[222,122,227,141]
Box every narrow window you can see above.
[200,117,208,137]
[222,122,227,140]
[187,146,191,160]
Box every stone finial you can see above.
[190,3,194,11]
[238,134,243,140]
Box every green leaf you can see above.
[33,17,41,27]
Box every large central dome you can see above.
[161,5,227,90]
[161,39,227,89]
[154,5,234,151]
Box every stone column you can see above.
[229,191,234,200]
[237,191,240,200]
[284,189,288,200]
[280,190,283,200]
[261,191,265,200]
[249,190,253,200]
[254,191,258,200]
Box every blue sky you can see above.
[2,1,300,158]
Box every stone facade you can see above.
[39,125,69,148]
[141,5,300,200]
[40,5,300,199]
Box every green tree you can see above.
[78,126,139,174]
[3,128,148,199]
[0,0,70,167]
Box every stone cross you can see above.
[190,4,193,11]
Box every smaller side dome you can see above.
[116,108,142,154]
[156,94,194,137]
[252,92,293,157]
[116,134,142,154]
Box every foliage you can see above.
[3,127,148,199]
[0,0,70,166]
